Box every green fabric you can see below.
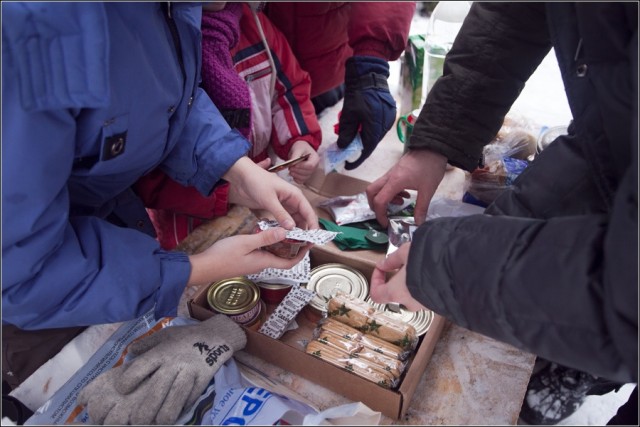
[319,218,386,251]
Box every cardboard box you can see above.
[188,170,446,419]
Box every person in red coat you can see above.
[265,2,416,169]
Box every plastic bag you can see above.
[184,358,381,425]
[486,112,540,162]
[25,312,194,425]
[322,135,363,173]
[463,113,539,208]
[464,156,529,207]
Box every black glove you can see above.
[336,56,397,170]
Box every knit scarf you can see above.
[201,3,252,139]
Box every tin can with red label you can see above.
[258,282,293,305]
[207,277,262,326]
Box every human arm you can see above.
[224,157,319,230]
[0,2,195,330]
[367,2,552,227]
[371,190,637,385]
[0,2,310,331]
[409,3,551,169]
[347,1,416,62]
[158,73,317,229]
[405,189,637,383]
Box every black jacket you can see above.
[406,2,637,383]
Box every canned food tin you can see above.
[305,263,369,315]
[207,277,261,325]
[244,300,267,331]
[258,282,293,305]
[254,223,306,259]
[366,298,434,336]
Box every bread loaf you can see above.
[327,292,418,350]
[355,349,407,378]
[175,205,258,255]
[306,340,397,388]
[315,328,363,355]
[321,317,409,361]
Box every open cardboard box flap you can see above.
[300,167,386,270]
[187,169,446,419]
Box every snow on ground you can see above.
[557,383,636,426]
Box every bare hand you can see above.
[369,243,428,312]
[225,157,319,230]
[288,141,320,185]
[366,149,447,227]
[187,227,311,286]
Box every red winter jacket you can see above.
[232,4,321,162]
[265,1,416,97]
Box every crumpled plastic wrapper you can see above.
[387,198,485,255]
[257,219,340,245]
[318,192,414,226]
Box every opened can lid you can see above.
[366,298,434,336]
[305,263,369,313]
[207,277,260,315]
[257,282,293,290]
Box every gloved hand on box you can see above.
[336,55,397,170]
[77,315,246,425]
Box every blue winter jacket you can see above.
[1,2,251,329]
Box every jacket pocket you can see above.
[74,113,130,172]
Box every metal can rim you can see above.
[306,263,369,313]
[366,298,434,336]
[207,276,260,315]
[257,282,294,290]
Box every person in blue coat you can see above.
[1,1,318,390]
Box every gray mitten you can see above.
[77,315,246,425]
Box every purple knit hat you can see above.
[201,3,252,139]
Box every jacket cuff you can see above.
[154,250,192,319]
[352,41,393,61]
[193,129,251,196]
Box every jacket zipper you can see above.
[162,2,186,83]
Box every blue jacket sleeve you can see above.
[159,87,251,196]
[1,101,192,329]
[1,89,193,329]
